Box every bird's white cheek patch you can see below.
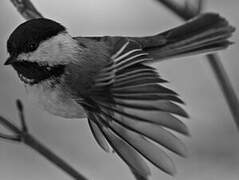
[28,42,60,64]
[16,48,55,64]
[27,32,79,65]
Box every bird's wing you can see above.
[76,38,189,177]
[71,12,235,178]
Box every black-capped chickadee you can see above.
[4,13,235,177]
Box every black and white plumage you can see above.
[5,13,235,178]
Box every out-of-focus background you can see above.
[0,0,238,180]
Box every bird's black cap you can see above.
[7,18,66,56]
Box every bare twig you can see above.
[132,171,148,180]
[0,116,21,134]
[184,0,204,15]
[155,0,239,130]
[16,99,28,132]
[10,0,43,19]
[0,100,87,180]
[22,133,87,180]
[196,0,204,13]
[0,132,20,141]
[155,0,197,19]
[207,54,239,127]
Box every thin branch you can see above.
[155,0,239,130]
[10,0,43,19]
[0,116,21,134]
[16,99,28,132]
[207,54,239,127]
[0,132,20,142]
[0,100,87,180]
[196,0,204,13]
[155,0,197,19]
[22,133,87,180]
[132,170,148,180]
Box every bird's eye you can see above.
[28,43,38,51]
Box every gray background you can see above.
[0,0,238,180]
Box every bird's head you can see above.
[5,18,79,85]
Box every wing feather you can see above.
[96,101,189,135]
[107,119,177,175]
[100,123,151,177]
[99,108,187,157]
[88,116,111,152]
[113,94,184,104]
[109,99,188,117]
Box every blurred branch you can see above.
[132,171,148,180]
[195,0,204,13]
[0,100,87,180]
[154,0,205,19]
[0,132,20,141]
[10,0,43,19]
[155,0,197,19]
[16,99,28,132]
[155,0,239,130]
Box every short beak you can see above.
[4,56,17,65]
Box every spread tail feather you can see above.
[133,13,235,61]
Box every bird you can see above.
[4,13,235,178]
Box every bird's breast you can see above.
[25,80,86,119]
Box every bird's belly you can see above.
[26,82,86,119]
